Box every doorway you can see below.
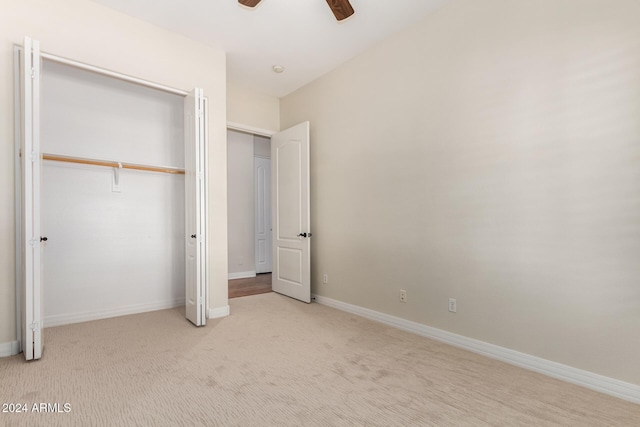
[227,129,272,298]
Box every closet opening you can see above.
[39,59,186,327]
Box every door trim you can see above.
[227,121,276,138]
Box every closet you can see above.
[16,38,208,361]
[41,60,185,327]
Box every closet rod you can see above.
[43,154,185,175]
[39,52,189,97]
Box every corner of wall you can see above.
[208,305,230,319]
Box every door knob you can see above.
[297,233,307,238]
[190,234,196,239]
[40,237,48,242]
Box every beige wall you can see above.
[0,0,228,346]
[227,81,280,132]
[227,130,255,276]
[281,0,640,385]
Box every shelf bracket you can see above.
[112,162,122,192]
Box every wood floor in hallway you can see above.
[228,273,272,299]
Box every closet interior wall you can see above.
[41,60,185,327]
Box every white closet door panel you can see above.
[21,36,43,360]
[184,88,207,326]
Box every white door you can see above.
[254,156,272,274]
[271,122,311,303]
[20,37,44,360]
[184,89,207,326]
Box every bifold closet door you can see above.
[20,37,43,360]
[184,89,207,326]
[18,37,209,356]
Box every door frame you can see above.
[14,42,210,356]
[227,122,275,139]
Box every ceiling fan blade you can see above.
[238,0,262,7]
[326,0,355,21]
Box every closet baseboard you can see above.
[43,298,186,328]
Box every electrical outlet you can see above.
[400,290,407,303]
[323,274,329,284]
[448,298,457,313]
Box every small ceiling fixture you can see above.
[238,0,355,22]
[272,65,285,73]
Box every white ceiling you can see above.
[91,0,446,98]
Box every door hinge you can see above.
[31,67,35,79]
[29,151,38,162]
[28,238,37,247]
[29,321,39,331]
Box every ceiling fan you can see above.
[238,0,355,22]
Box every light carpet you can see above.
[1,292,639,426]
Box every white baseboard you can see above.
[208,305,230,319]
[228,271,256,280]
[0,340,20,357]
[312,294,640,404]
[43,298,186,328]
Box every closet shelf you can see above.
[42,153,185,175]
